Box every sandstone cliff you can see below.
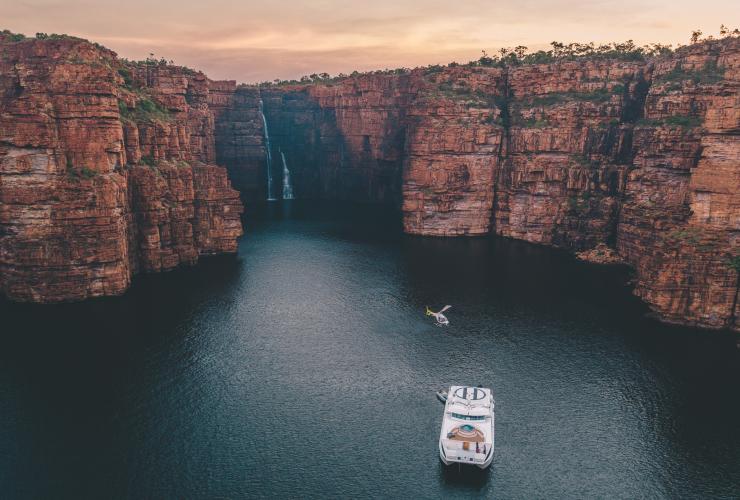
[1,32,737,332]
[237,39,738,332]
[257,75,415,203]
[0,34,242,302]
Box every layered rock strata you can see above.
[0,34,242,302]
[246,39,739,331]
[257,75,415,203]
[0,32,737,332]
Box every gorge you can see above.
[0,31,738,333]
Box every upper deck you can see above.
[446,386,494,417]
[439,386,494,466]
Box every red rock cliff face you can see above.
[243,39,738,331]
[402,67,506,235]
[0,34,243,302]
[259,75,415,203]
[211,83,267,200]
[1,33,737,331]
[617,39,739,330]
[496,59,644,249]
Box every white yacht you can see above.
[438,386,494,469]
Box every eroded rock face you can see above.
[0,34,242,302]
[0,32,737,332]
[211,83,267,200]
[402,67,506,235]
[617,39,740,330]
[258,75,415,203]
[240,39,738,331]
[495,59,643,249]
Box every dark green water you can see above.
[1,202,738,499]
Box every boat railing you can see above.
[441,439,490,455]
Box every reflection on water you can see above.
[0,201,738,499]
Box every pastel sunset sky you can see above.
[2,0,738,82]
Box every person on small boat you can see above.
[426,305,452,326]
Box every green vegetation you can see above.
[258,67,412,87]
[475,40,674,68]
[728,255,740,272]
[117,68,133,88]
[493,96,511,128]
[435,81,475,99]
[595,119,621,130]
[34,33,81,41]
[520,117,550,128]
[251,27,740,88]
[690,25,740,44]
[66,163,98,180]
[1,29,27,42]
[117,99,128,116]
[137,98,170,120]
[80,167,97,179]
[257,39,667,87]
[508,88,622,127]
[1,29,112,54]
[568,191,594,214]
[666,227,704,244]
[121,54,174,67]
[663,82,684,92]
[420,83,506,116]
[573,154,600,168]
[140,156,156,167]
[481,115,495,125]
[118,97,172,123]
[636,115,702,129]
[526,88,617,107]
[656,60,725,85]
[117,54,199,77]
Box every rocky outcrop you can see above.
[0,34,242,302]
[239,39,738,331]
[617,39,740,329]
[259,75,415,203]
[402,67,506,235]
[576,244,624,265]
[211,83,267,200]
[495,59,643,249]
[0,31,736,331]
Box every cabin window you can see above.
[451,413,485,421]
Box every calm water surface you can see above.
[1,202,738,499]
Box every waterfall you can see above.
[280,150,294,200]
[259,99,276,201]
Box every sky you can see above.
[2,0,738,82]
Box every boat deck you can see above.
[446,426,485,442]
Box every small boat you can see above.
[436,388,448,403]
[438,385,495,469]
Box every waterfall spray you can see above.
[281,150,294,200]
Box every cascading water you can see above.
[259,99,276,201]
[280,150,294,200]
